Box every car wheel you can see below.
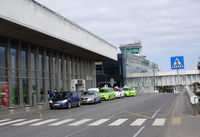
[77,101,81,107]
[50,106,54,110]
[67,102,71,109]
[99,99,101,103]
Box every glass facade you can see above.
[121,48,139,54]
[0,35,95,109]
[96,54,124,88]
[96,53,158,91]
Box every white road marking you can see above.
[30,119,58,126]
[0,119,11,123]
[65,127,89,137]
[68,119,92,126]
[152,100,168,118]
[133,126,145,137]
[152,118,166,126]
[130,119,146,126]
[108,119,128,126]
[49,119,74,126]
[12,119,42,126]
[88,119,109,126]
[0,119,26,126]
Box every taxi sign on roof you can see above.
[171,56,184,69]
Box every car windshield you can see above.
[123,88,129,91]
[100,89,109,93]
[54,92,70,99]
[82,91,94,95]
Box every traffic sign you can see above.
[171,56,184,69]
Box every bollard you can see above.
[38,103,43,110]
[8,107,15,114]
[25,105,31,112]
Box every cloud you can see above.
[36,0,200,71]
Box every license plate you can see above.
[54,104,60,106]
[82,100,87,102]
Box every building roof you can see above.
[119,42,142,49]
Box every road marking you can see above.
[126,112,151,119]
[68,119,92,126]
[88,119,109,126]
[0,119,11,123]
[108,119,128,126]
[130,119,146,126]
[133,126,145,137]
[65,127,89,137]
[152,118,166,126]
[0,119,26,126]
[171,117,181,125]
[49,119,74,126]
[30,119,58,126]
[12,119,42,126]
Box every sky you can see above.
[36,0,200,71]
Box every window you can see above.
[11,48,19,105]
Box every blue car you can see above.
[49,91,81,109]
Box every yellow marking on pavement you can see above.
[179,113,182,118]
[109,111,151,119]
[39,111,43,119]
[126,112,151,119]
[171,117,181,125]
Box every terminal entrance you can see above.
[71,79,85,92]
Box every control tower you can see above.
[119,42,142,56]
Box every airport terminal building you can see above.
[0,0,117,108]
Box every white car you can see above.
[88,88,99,93]
[114,87,124,98]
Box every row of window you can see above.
[0,36,93,107]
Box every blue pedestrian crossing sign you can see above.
[171,56,184,69]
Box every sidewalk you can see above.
[0,104,49,119]
[165,91,200,137]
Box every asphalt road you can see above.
[0,93,177,137]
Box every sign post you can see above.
[171,56,184,117]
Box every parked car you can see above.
[49,91,81,109]
[114,87,124,98]
[81,90,101,104]
[123,85,136,97]
[88,88,99,93]
[99,87,115,101]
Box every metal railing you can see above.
[185,86,200,115]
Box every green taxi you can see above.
[123,85,136,97]
[99,87,115,101]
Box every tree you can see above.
[191,82,200,96]
[197,57,200,70]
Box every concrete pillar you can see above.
[56,52,60,90]
[67,55,71,90]
[61,53,66,90]
[35,46,40,104]
[49,51,54,90]
[83,58,87,81]
[71,56,75,80]
[80,58,84,79]
[92,61,96,87]
[17,42,23,106]
[77,57,80,79]
[43,48,48,103]
[27,44,32,106]
[7,39,13,107]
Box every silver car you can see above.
[81,90,101,104]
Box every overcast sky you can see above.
[36,0,200,71]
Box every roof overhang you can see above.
[0,0,117,61]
